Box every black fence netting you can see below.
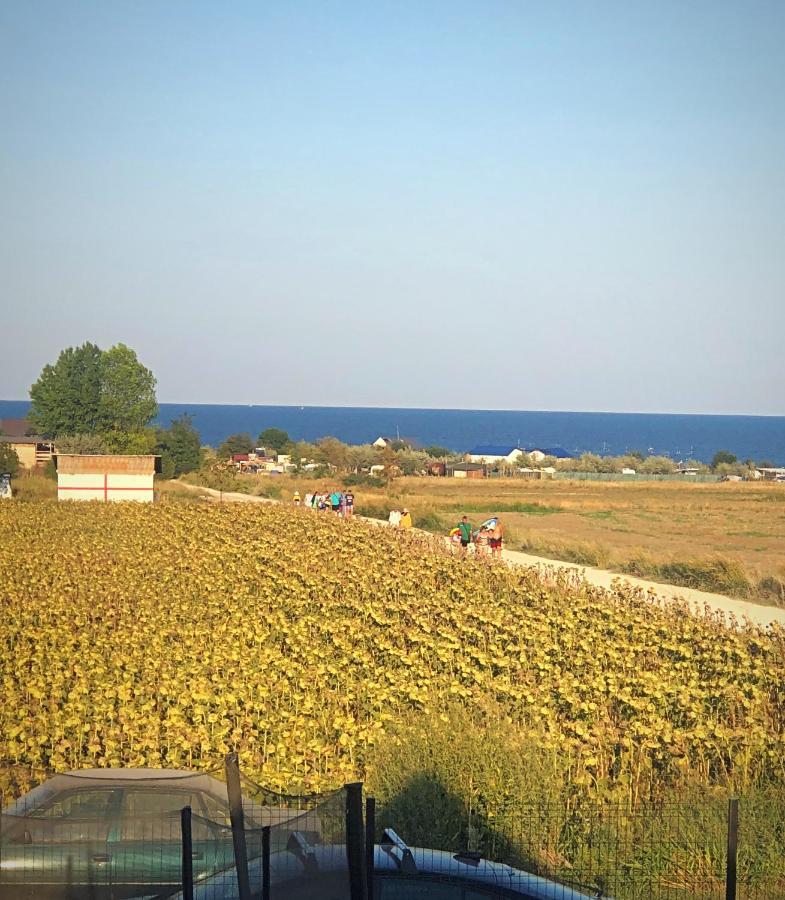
[372,798,784,900]
[242,787,351,900]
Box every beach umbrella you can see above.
[480,517,498,530]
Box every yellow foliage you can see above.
[0,502,783,804]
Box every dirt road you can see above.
[179,482,785,629]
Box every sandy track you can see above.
[177,482,785,629]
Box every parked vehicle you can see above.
[0,768,297,900]
[170,828,598,900]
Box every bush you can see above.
[624,554,752,598]
[0,443,20,478]
[342,473,384,488]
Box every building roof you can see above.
[451,462,486,471]
[468,444,574,460]
[533,446,573,459]
[0,418,46,443]
[56,454,159,474]
[468,445,521,457]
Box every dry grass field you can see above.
[12,467,785,602]
[256,475,785,603]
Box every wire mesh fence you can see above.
[1,765,783,899]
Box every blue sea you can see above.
[1,400,783,465]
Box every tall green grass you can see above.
[366,702,785,899]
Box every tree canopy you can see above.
[711,450,738,469]
[219,433,254,458]
[157,414,203,478]
[257,428,290,453]
[29,343,103,437]
[29,343,158,449]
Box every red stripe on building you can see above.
[57,486,154,491]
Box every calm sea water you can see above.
[2,400,783,464]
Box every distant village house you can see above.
[467,444,573,465]
[0,418,54,469]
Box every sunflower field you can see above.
[1,500,784,811]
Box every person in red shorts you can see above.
[489,518,504,558]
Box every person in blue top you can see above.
[329,489,342,514]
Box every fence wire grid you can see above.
[1,767,782,899]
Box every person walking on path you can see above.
[457,515,473,553]
[489,518,504,558]
[330,489,342,515]
[344,490,354,517]
[293,490,301,506]
[399,508,413,529]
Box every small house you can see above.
[56,454,160,502]
[0,418,54,469]
[448,463,486,479]
[373,436,394,449]
[467,445,524,465]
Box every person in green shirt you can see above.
[457,515,473,552]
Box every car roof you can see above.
[2,769,230,817]
[174,843,597,900]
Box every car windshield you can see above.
[28,789,121,819]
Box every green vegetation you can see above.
[448,500,562,515]
[156,413,203,478]
[218,432,254,457]
[257,427,291,453]
[29,342,157,452]
[0,442,20,477]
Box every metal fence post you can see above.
[345,782,367,900]
[726,798,738,900]
[225,752,251,900]
[365,796,376,900]
[262,825,271,900]
[181,805,194,900]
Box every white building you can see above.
[467,445,525,465]
[56,455,160,503]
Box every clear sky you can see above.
[2,1,783,414]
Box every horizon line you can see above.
[2,398,784,419]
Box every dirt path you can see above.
[178,482,785,629]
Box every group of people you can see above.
[451,515,504,558]
[388,508,413,529]
[294,489,355,517]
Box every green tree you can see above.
[29,342,158,449]
[317,437,349,471]
[347,444,377,473]
[54,434,107,454]
[0,443,20,477]
[99,343,158,438]
[29,342,103,436]
[257,428,290,454]
[424,445,451,458]
[157,414,203,478]
[219,433,254,458]
[639,455,677,475]
[711,450,738,470]
[101,428,158,455]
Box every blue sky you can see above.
[2,1,783,414]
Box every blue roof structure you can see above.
[537,446,573,459]
[468,444,574,459]
[468,445,519,456]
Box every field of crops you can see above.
[1,501,784,811]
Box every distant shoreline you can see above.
[2,400,784,464]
